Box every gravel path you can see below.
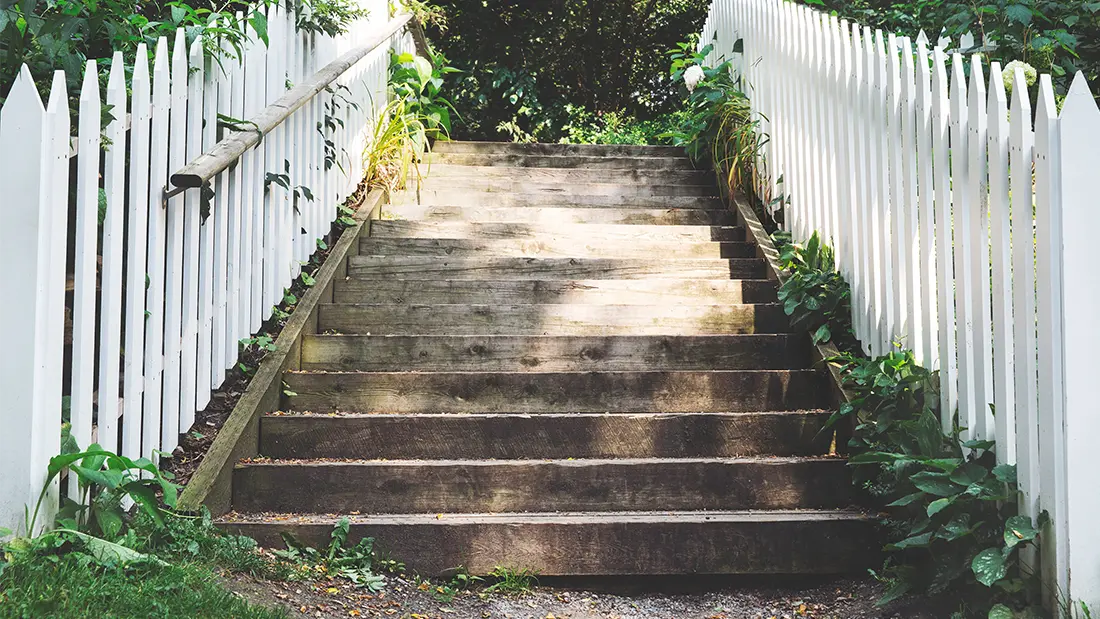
[226,573,950,619]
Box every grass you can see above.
[0,513,291,619]
[0,556,287,618]
[482,566,538,596]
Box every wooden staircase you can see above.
[222,141,877,576]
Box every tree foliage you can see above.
[424,0,709,141]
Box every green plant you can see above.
[274,517,388,591]
[426,566,483,602]
[773,230,855,348]
[480,566,537,596]
[828,350,1042,617]
[389,49,459,140]
[558,104,685,145]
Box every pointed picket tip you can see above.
[79,60,99,101]
[173,27,186,58]
[1011,67,1032,113]
[46,71,67,114]
[154,36,170,70]
[1060,72,1099,121]
[133,43,150,82]
[932,47,949,85]
[988,62,1007,106]
[2,66,46,134]
[916,29,929,46]
[969,55,986,100]
[189,37,204,66]
[959,31,976,50]
[1035,75,1057,124]
[107,52,124,92]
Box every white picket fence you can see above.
[0,1,415,533]
[702,0,1100,610]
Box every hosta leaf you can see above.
[887,491,926,507]
[1003,515,1038,549]
[992,464,1017,484]
[887,531,933,549]
[950,462,989,486]
[927,496,955,517]
[988,604,1016,619]
[911,471,960,497]
[971,547,1008,586]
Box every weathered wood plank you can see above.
[423,164,714,185]
[424,153,697,170]
[346,256,764,280]
[369,220,746,241]
[332,278,777,305]
[390,190,724,209]
[381,204,737,226]
[300,334,805,371]
[420,177,717,197]
[281,369,829,413]
[316,303,786,335]
[358,237,756,259]
[259,411,834,459]
[234,457,852,513]
[222,510,879,575]
[432,141,686,157]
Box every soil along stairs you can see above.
[222,141,877,576]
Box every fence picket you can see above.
[949,53,974,440]
[180,38,205,433]
[98,53,127,455]
[71,62,101,481]
[162,30,188,451]
[123,46,152,462]
[1008,68,1039,523]
[1034,73,1068,604]
[899,37,922,360]
[144,37,171,460]
[965,56,994,440]
[1059,70,1100,610]
[931,47,956,432]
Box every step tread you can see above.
[357,237,755,259]
[391,191,724,209]
[381,204,737,225]
[424,164,713,183]
[369,220,745,239]
[423,153,698,170]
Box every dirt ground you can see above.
[224,572,950,619]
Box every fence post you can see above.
[1058,71,1100,614]
[0,67,66,534]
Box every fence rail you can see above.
[0,0,414,534]
[702,0,1100,609]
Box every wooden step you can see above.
[346,256,764,280]
[281,369,829,413]
[221,510,879,576]
[233,457,851,514]
[369,220,745,241]
[421,177,716,197]
[332,279,777,305]
[381,204,737,226]
[259,411,835,459]
[390,190,724,209]
[432,141,685,158]
[300,334,806,371]
[424,152,697,170]
[316,303,786,336]
[424,164,713,185]
[359,237,755,260]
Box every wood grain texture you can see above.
[424,153,698,170]
[346,256,763,280]
[390,190,724,209]
[357,237,755,259]
[332,278,777,305]
[315,303,787,335]
[222,510,879,575]
[420,177,717,197]
[300,334,806,371]
[432,141,685,157]
[281,369,829,413]
[233,457,852,513]
[382,204,737,226]
[369,220,746,241]
[259,411,834,459]
[423,164,714,185]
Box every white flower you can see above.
[1003,60,1037,94]
[684,65,706,93]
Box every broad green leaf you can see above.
[927,496,955,517]
[911,471,960,497]
[971,547,1008,586]
[988,604,1016,619]
[887,531,932,549]
[992,464,1017,484]
[950,462,989,486]
[1003,515,1038,549]
[888,491,926,507]
[61,530,165,566]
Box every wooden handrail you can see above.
[167,13,414,194]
